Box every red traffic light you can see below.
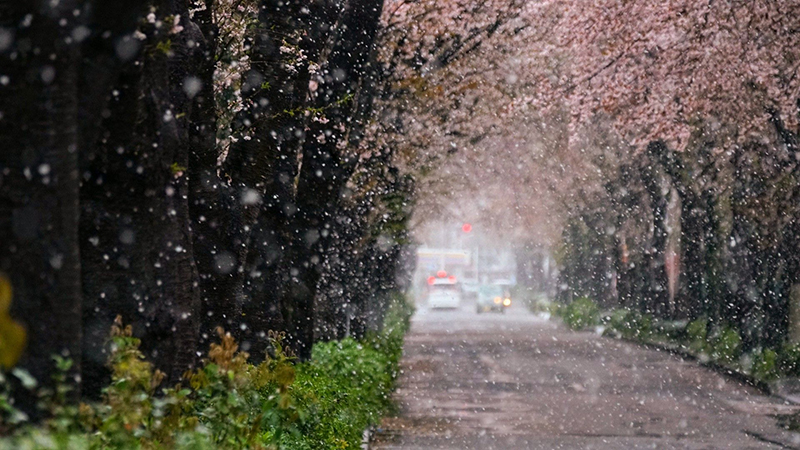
[462,223,472,233]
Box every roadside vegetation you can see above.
[0,297,412,449]
[546,296,800,386]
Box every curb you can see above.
[361,426,374,449]
[544,311,798,404]
[619,337,775,396]
[611,335,800,405]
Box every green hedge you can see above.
[0,296,414,449]
[602,308,653,341]
[553,297,600,331]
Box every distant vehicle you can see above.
[476,284,511,313]
[492,280,514,302]
[427,278,462,309]
[461,278,479,299]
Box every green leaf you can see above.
[11,368,37,390]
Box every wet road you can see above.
[372,301,800,449]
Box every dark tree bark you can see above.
[760,107,800,347]
[650,140,708,320]
[217,0,315,347]
[641,145,672,317]
[0,0,84,414]
[185,0,235,349]
[729,143,764,349]
[77,0,151,396]
[284,0,386,358]
[192,0,344,355]
[610,162,652,313]
[80,1,205,387]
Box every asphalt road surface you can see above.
[372,300,800,449]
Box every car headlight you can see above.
[493,297,502,304]
[503,298,511,306]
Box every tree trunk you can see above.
[649,140,708,319]
[80,2,204,385]
[640,151,670,317]
[284,0,386,358]
[0,0,83,415]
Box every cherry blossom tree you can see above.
[380,0,800,347]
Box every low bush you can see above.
[682,319,742,365]
[777,343,800,377]
[285,339,392,449]
[557,297,600,331]
[547,300,562,317]
[602,309,653,341]
[749,348,780,381]
[528,295,554,314]
[652,319,689,342]
[709,325,742,366]
[685,317,711,355]
[0,297,414,449]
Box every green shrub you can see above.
[547,300,563,317]
[653,319,689,341]
[778,343,800,377]
[558,297,600,331]
[602,309,653,341]
[528,296,553,314]
[710,325,742,366]
[685,317,710,354]
[284,339,392,449]
[282,296,412,450]
[749,348,779,380]
[0,295,414,450]
[684,319,742,365]
[365,293,414,379]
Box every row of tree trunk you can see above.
[558,116,800,351]
[0,0,411,415]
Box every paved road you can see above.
[372,301,800,449]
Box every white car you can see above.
[427,279,462,309]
